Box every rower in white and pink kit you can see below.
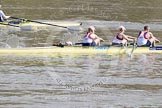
[137,25,160,47]
[0,5,10,22]
[112,26,136,46]
[83,26,104,46]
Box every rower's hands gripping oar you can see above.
[10,16,82,31]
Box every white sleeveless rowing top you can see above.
[83,33,95,43]
[137,31,148,46]
[112,33,123,44]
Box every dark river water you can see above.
[0,0,162,108]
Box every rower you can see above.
[0,5,10,22]
[137,25,160,47]
[83,26,104,46]
[112,26,136,46]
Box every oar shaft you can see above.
[10,16,82,31]
[10,16,67,28]
[28,20,68,28]
[129,41,137,57]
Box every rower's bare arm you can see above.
[150,33,160,42]
[155,38,160,43]
[95,34,104,41]
[5,16,10,19]
[127,35,136,39]
[123,34,134,42]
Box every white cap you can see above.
[119,26,126,31]
[89,26,96,31]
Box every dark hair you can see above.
[144,25,149,30]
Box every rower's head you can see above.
[144,25,150,31]
[119,26,126,32]
[88,26,96,33]
[0,5,1,8]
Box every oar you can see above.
[0,22,20,27]
[128,40,137,57]
[10,16,82,31]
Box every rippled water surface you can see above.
[0,0,162,108]
[0,54,162,108]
